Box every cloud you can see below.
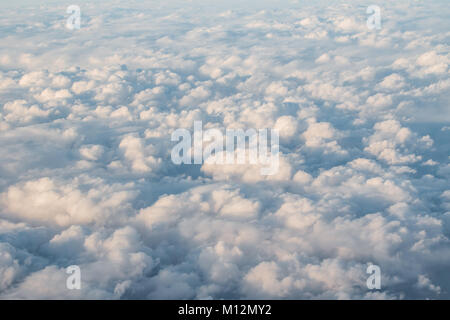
[0,177,137,227]
[0,0,449,300]
[364,120,432,165]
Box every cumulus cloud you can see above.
[0,177,137,227]
[364,120,433,165]
[0,0,449,300]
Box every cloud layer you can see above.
[0,0,449,299]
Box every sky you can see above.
[0,0,449,299]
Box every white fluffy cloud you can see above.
[0,0,448,300]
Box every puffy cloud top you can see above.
[0,0,449,299]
